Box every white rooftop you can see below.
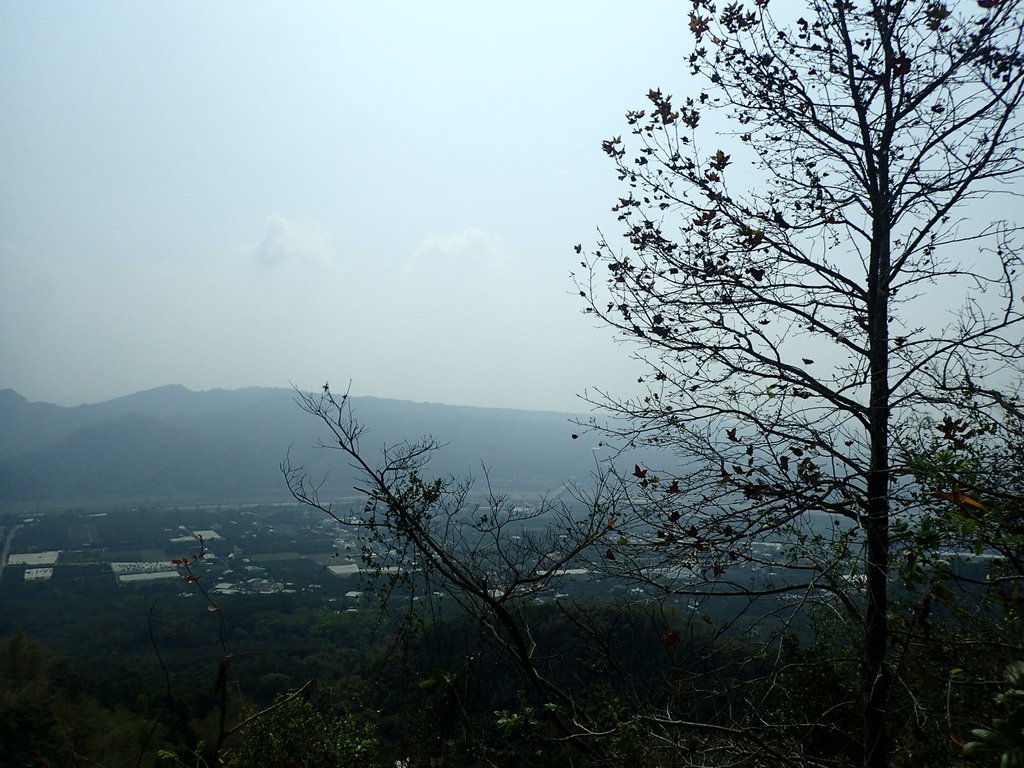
[170,529,222,543]
[328,563,360,575]
[117,571,179,583]
[8,551,61,566]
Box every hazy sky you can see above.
[1,1,697,411]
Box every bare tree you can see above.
[283,388,821,766]
[574,1,1024,767]
[282,386,614,763]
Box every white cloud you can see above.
[411,227,504,266]
[252,215,334,267]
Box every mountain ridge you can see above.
[0,385,611,508]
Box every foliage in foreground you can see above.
[219,692,381,768]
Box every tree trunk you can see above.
[863,195,892,768]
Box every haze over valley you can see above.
[0,384,611,508]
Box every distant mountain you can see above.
[0,386,620,507]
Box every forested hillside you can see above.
[0,386,602,506]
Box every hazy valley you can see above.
[0,385,608,509]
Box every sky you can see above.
[0,1,695,412]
